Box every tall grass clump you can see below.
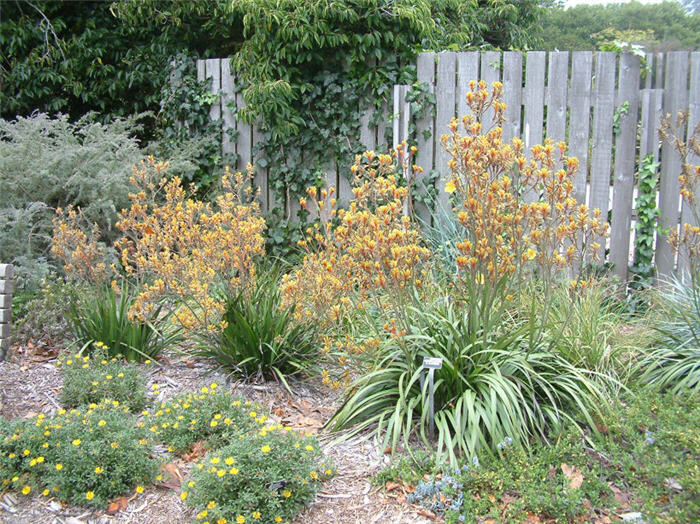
[330,298,604,463]
[195,268,322,387]
[638,276,700,394]
[636,113,700,394]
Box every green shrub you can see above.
[67,284,179,362]
[0,113,144,286]
[637,276,700,394]
[0,401,157,509]
[58,349,149,412]
[397,433,609,522]
[590,391,700,523]
[184,429,333,523]
[196,269,321,388]
[329,298,605,463]
[144,387,262,454]
[11,274,77,346]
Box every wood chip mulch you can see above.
[0,342,431,524]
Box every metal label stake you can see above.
[422,356,442,437]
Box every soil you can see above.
[0,343,431,524]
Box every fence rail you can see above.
[199,50,699,281]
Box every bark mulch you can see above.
[0,343,430,524]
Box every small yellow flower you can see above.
[42,489,49,497]
[110,442,119,449]
[21,485,31,495]
[86,491,95,500]
[98,419,106,427]
[235,516,244,524]
[260,445,271,453]
[136,486,144,494]
[224,457,235,466]
[72,439,81,446]
[207,500,216,509]
[229,467,239,475]
[210,457,220,464]
[217,469,226,477]
[305,445,313,451]
[275,517,282,522]
[252,512,261,520]
[282,489,291,498]
[95,466,103,474]
[249,411,257,418]
[210,420,218,427]
[55,464,63,470]
[445,179,457,194]
[180,491,188,501]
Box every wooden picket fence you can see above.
[198,51,699,281]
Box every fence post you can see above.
[0,264,13,361]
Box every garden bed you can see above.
[0,346,431,524]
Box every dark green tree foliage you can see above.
[0,0,236,121]
[541,1,700,51]
[1,0,545,255]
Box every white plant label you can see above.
[423,356,443,369]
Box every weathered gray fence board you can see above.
[251,124,268,213]
[546,51,569,144]
[523,52,546,149]
[678,52,700,274]
[639,89,664,161]
[205,59,221,122]
[235,90,252,173]
[435,52,457,211]
[196,60,205,83]
[655,53,665,90]
[589,53,617,260]
[480,51,501,125]
[375,99,390,153]
[220,59,236,159]
[569,52,593,205]
[610,54,642,280]
[502,52,523,143]
[415,52,435,222]
[456,52,479,122]
[681,51,700,229]
[359,107,375,152]
[657,52,690,277]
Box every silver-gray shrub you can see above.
[0,112,144,285]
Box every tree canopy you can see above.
[541,0,700,52]
[1,0,545,123]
